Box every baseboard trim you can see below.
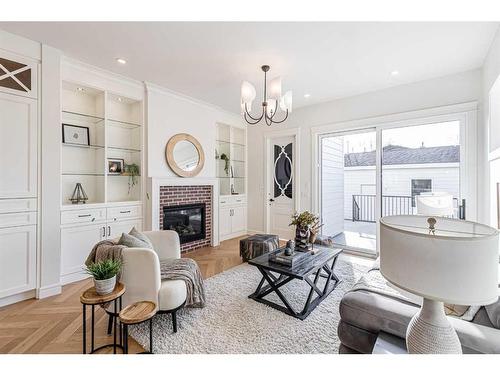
[36,283,62,299]
[0,290,36,307]
[61,272,90,286]
[246,229,264,235]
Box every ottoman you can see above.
[240,234,279,261]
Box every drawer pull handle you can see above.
[78,214,92,218]
[119,210,131,214]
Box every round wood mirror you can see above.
[165,133,205,177]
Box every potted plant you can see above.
[85,259,122,295]
[289,211,320,247]
[220,153,230,175]
[124,163,140,194]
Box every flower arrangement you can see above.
[289,210,320,228]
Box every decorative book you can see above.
[269,248,309,267]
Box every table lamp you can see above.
[380,215,499,354]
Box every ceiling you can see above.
[1,22,498,113]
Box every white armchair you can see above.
[106,230,187,333]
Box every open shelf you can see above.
[107,146,142,153]
[62,143,104,150]
[62,110,104,124]
[107,118,142,129]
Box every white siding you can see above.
[321,137,344,236]
[344,163,460,219]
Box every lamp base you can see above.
[406,298,462,354]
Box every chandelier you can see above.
[241,65,292,126]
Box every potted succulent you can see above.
[84,259,122,295]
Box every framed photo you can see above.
[62,124,90,146]
[108,158,124,175]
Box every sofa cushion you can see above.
[118,232,153,249]
[158,279,187,311]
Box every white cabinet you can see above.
[0,92,38,199]
[219,197,247,241]
[0,225,36,298]
[60,204,143,284]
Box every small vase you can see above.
[94,275,116,295]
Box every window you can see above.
[411,179,432,207]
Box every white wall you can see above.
[146,84,244,179]
[481,26,500,227]
[248,69,482,232]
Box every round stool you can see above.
[80,282,126,354]
[119,301,157,354]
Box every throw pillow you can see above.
[485,297,500,328]
[118,232,153,249]
[129,227,154,249]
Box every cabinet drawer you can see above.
[61,208,106,225]
[106,205,142,221]
[0,211,37,228]
[220,195,246,207]
[0,198,37,214]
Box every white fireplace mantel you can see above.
[150,177,219,246]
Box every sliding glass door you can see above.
[318,113,468,256]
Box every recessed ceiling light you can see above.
[304,94,311,98]
[390,70,400,77]
[117,97,123,102]
[116,58,127,65]
[77,87,84,92]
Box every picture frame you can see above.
[108,158,124,175]
[62,124,90,146]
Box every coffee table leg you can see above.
[82,304,86,354]
[113,299,117,354]
[119,297,122,346]
[149,319,153,353]
[91,305,95,353]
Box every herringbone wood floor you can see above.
[0,236,245,354]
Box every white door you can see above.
[0,92,37,198]
[219,207,232,240]
[61,224,105,278]
[0,225,36,298]
[108,219,142,239]
[231,206,247,233]
[267,136,295,239]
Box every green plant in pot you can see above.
[290,211,320,249]
[84,259,122,295]
[220,153,230,175]
[124,163,140,194]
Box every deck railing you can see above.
[352,195,463,222]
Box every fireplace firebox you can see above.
[163,203,206,244]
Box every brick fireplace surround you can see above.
[159,185,212,253]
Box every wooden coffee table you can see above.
[248,245,342,320]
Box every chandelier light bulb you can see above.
[241,81,256,104]
[268,76,282,99]
[266,98,277,117]
[280,91,293,113]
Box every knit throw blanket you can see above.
[86,240,206,308]
[160,258,206,308]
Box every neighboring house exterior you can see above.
[321,143,459,237]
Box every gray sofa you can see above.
[338,265,500,354]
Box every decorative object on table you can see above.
[248,245,342,320]
[285,239,295,256]
[84,259,122,295]
[380,215,499,354]
[80,283,126,354]
[165,133,205,177]
[120,300,157,354]
[290,211,320,251]
[220,153,230,175]
[269,247,308,267]
[108,158,124,175]
[240,234,280,262]
[309,221,324,244]
[69,182,88,204]
[241,64,292,126]
[62,123,90,146]
[123,163,140,194]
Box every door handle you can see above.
[107,226,111,237]
[102,226,106,239]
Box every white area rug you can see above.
[130,254,370,354]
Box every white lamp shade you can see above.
[268,76,282,99]
[280,90,293,113]
[266,98,277,116]
[416,192,454,216]
[241,81,256,104]
[380,215,499,305]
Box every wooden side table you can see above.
[119,301,157,354]
[80,282,126,354]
